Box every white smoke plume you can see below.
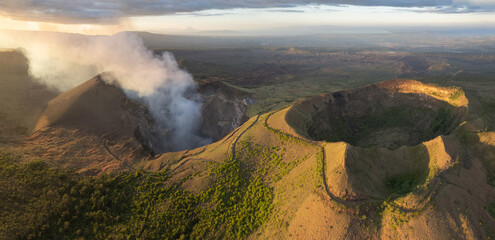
[0,30,210,151]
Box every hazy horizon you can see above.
[1,1,495,36]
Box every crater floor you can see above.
[286,79,468,149]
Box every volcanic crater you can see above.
[29,75,250,172]
[286,79,468,149]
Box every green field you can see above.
[171,48,495,119]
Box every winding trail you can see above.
[319,145,375,206]
[101,140,136,171]
[207,122,243,153]
[231,114,260,161]
[171,158,224,172]
[263,110,442,212]
[262,111,369,206]
[173,114,260,172]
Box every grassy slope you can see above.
[2,101,495,239]
[2,48,495,239]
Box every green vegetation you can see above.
[311,114,351,144]
[358,107,415,129]
[350,106,418,145]
[197,156,273,239]
[0,143,281,239]
[381,201,420,231]
[0,151,205,239]
[220,80,255,94]
[449,88,465,101]
[386,170,426,196]
[312,105,455,149]
[309,100,462,150]
[486,202,495,219]
[423,107,457,140]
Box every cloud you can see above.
[0,30,210,152]
[0,0,493,24]
[420,5,475,13]
[266,9,306,13]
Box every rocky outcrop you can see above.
[197,80,250,142]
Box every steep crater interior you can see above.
[196,80,250,143]
[138,79,250,154]
[287,82,467,149]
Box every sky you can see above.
[1,0,495,35]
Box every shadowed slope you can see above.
[286,79,468,149]
[28,75,159,173]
